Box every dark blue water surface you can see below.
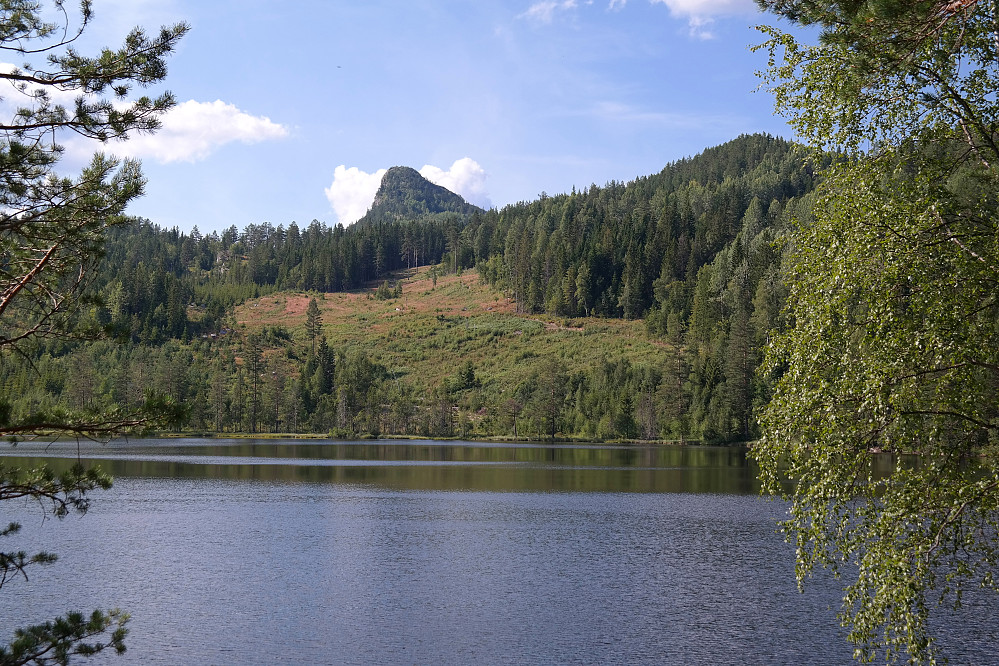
[0,439,994,665]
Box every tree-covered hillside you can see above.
[479,133,815,319]
[2,134,820,443]
[475,133,819,439]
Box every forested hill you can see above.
[91,133,816,341]
[472,133,820,440]
[477,133,816,321]
[356,166,482,225]
[6,133,822,443]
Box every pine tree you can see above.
[316,337,336,396]
[0,2,187,659]
[305,297,323,354]
[246,335,263,434]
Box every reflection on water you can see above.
[0,439,993,664]
[2,477,858,665]
[0,438,762,494]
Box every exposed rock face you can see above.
[357,166,481,225]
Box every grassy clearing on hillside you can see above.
[234,267,675,393]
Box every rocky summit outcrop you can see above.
[356,166,481,226]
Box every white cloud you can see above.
[0,69,288,164]
[324,165,387,225]
[685,15,716,39]
[650,0,757,39]
[520,0,754,32]
[519,0,578,24]
[110,100,289,163]
[420,158,491,208]
[651,0,755,16]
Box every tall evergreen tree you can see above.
[246,335,263,434]
[305,297,323,354]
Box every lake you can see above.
[0,439,994,665]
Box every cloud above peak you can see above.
[324,166,388,226]
[325,158,490,225]
[420,158,491,209]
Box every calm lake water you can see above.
[0,439,994,665]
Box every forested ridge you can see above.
[2,133,819,443]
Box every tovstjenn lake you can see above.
[0,439,994,665]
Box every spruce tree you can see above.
[305,297,323,354]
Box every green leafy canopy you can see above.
[753,0,999,663]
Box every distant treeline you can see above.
[4,134,821,443]
[92,213,459,343]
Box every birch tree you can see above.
[753,1,999,662]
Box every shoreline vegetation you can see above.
[139,432,706,446]
[28,430,705,447]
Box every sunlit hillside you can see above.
[233,266,679,440]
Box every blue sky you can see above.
[54,0,799,233]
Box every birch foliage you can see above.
[753,0,999,662]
